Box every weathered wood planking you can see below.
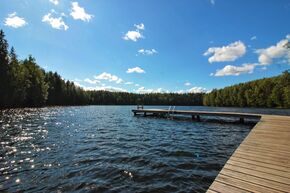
[207,115,290,193]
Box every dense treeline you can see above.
[0,30,203,108]
[203,71,290,108]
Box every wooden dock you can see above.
[132,108,261,122]
[132,109,290,192]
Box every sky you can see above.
[0,0,290,93]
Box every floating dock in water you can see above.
[132,108,261,123]
[132,108,290,192]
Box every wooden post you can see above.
[144,112,147,117]
[196,115,201,121]
[134,112,137,116]
[192,115,196,120]
[239,117,244,123]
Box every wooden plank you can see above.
[208,181,251,193]
[220,168,290,192]
[216,174,283,193]
[223,163,290,185]
[230,156,290,172]
[226,160,290,178]
[206,190,219,193]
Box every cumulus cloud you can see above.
[91,85,127,92]
[251,36,257,40]
[134,23,145,30]
[123,31,143,42]
[188,87,208,93]
[177,87,209,94]
[4,12,27,28]
[123,23,145,42]
[94,72,123,84]
[126,67,145,74]
[184,82,191,86]
[42,10,69,30]
[138,49,158,55]
[125,82,134,85]
[204,41,246,63]
[255,36,290,65]
[84,78,100,84]
[70,2,93,22]
[135,87,168,94]
[49,0,59,5]
[212,63,256,76]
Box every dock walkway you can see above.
[132,109,290,192]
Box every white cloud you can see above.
[204,41,246,63]
[42,11,68,30]
[184,82,191,86]
[210,0,215,5]
[4,12,27,28]
[177,87,209,94]
[123,23,145,42]
[256,36,290,65]
[84,78,100,84]
[125,82,134,85]
[251,36,257,40]
[134,23,145,30]
[126,67,145,74]
[135,87,168,94]
[212,63,256,76]
[70,2,93,22]
[49,0,59,5]
[135,84,140,87]
[91,85,127,92]
[123,31,143,42]
[138,49,158,55]
[94,72,123,84]
[188,87,208,93]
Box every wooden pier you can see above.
[132,108,290,192]
[132,108,261,122]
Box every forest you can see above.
[203,71,290,108]
[0,29,289,108]
[0,30,203,108]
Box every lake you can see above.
[1,106,289,192]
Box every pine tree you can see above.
[0,30,10,107]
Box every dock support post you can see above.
[239,117,244,123]
[192,115,196,120]
[196,115,201,122]
[134,112,137,116]
[144,112,147,117]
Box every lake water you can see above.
[0,106,289,193]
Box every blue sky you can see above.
[1,0,290,93]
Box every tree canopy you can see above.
[203,71,290,108]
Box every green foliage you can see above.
[203,70,290,108]
[0,29,203,108]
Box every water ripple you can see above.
[0,106,258,192]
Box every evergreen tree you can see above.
[0,30,10,107]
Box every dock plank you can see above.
[207,114,290,193]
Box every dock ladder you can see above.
[167,106,176,119]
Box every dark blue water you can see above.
[0,106,289,192]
